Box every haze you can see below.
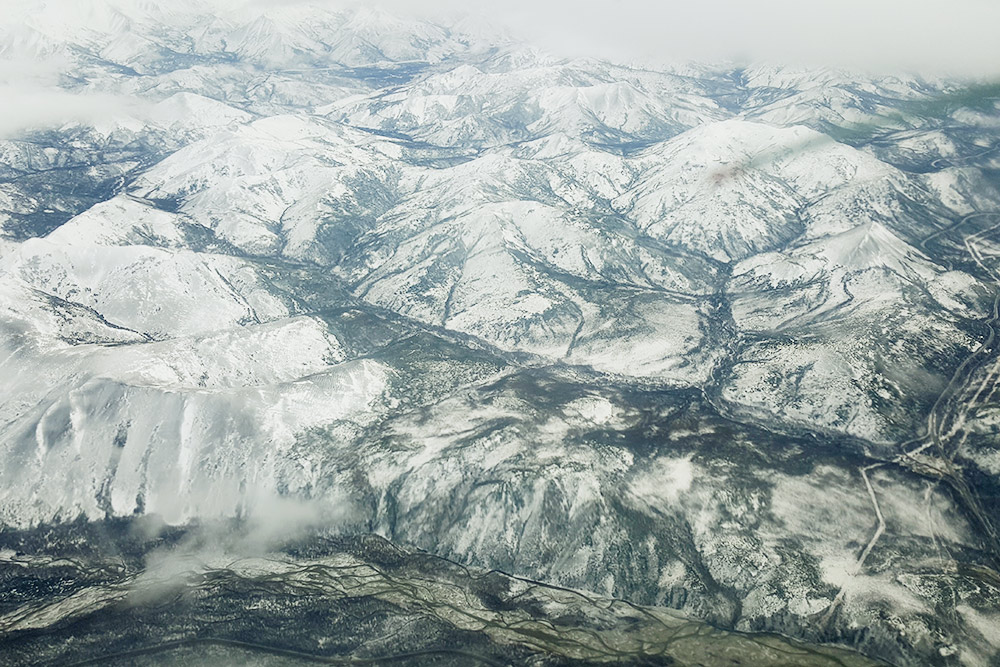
[5,0,1000,78]
[350,0,998,77]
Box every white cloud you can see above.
[0,85,143,138]
[0,37,142,138]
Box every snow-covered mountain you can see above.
[2,3,1000,666]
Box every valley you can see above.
[1,2,999,665]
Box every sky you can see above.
[386,0,1000,77]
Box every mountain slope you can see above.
[1,5,1000,666]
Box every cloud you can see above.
[0,85,144,138]
[124,488,354,606]
[0,48,143,138]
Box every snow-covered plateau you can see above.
[2,2,1000,665]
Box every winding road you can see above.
[824,209,1000,623]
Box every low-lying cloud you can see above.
[0,85,143,138]
[0,49,142,139]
